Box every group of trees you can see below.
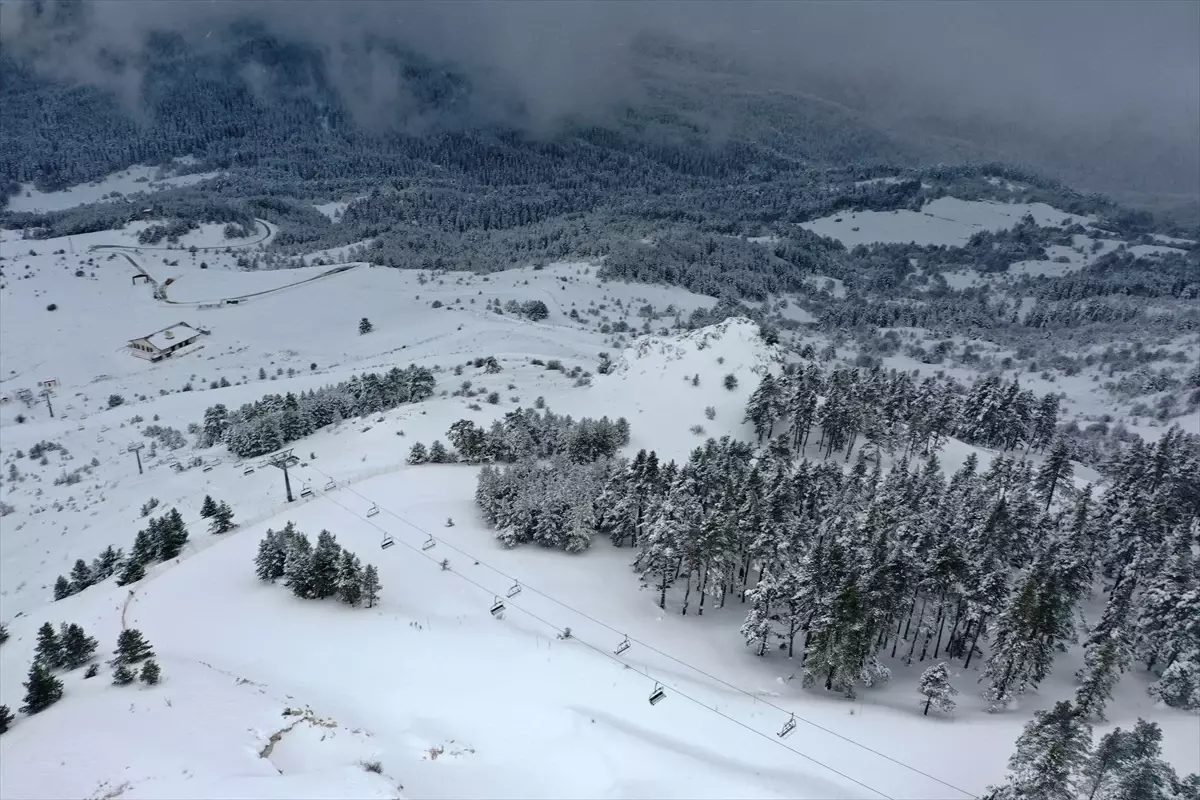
[254,523,382,608]
[984,704,1198,800]
[440,407,630,465]
[741,365,1065,464]
[53,506,193,600]
[200,494,236,533]
[198,366,435,458]
[7,623,161,733]
[471,375,1199,716]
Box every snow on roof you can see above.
[132,321,200,351]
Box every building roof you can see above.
[131,322,200,351]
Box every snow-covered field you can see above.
[1,221,1196,800]
[799,197,1094,248]
[6,166,224,214]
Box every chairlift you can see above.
[489,596,505,618]
[366,503,379,517]
[77,425,85,431]
[777,713,797,739]
[615,636,631,656]
[202,465,214,473]
[380,534,395,550]
[648,682,666,706]
[299,481,313,498]
[243,467,254,476]
[506,581,522,598]
[422,534,437,551]
[324,478,336,491]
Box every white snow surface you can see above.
[6,166,223,214]
[1,226,1197,800]
[799,198,1094,248]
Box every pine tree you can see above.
[0,622,8,644]
[69,559,94,593]
[254,529,287,582]
[200,495,218,518]
[359,317,373,335]
[130,529,155,565]
[53,575,72,600]
[34,622,63,669]
[360,564,381,608]
[918,662,958,716]
[209,501,235,534]
[310,530,342,599]
[1082,726,1132,800]
[20,661,64,714]
[1035,437,1075,510]
[59,623,98,670]
[1074,628,1129,722]
[428,440,449,463]
[283,532,315,598]
[1106,720,1175,800]
[337,550,363,606]
[982,701,1092,800]
[115,558,146,587]
[0,704,12,734]
[91,545,122,581]
[158,508,188,559]
[1148,653,1200,711]
[111,629,154,667]
[140,659,162,686]
[112,664,135,685]
[407,441,428,465]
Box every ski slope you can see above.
[1,225,1197,800]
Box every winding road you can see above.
[90,218,360,306]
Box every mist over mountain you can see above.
[2,0,1196,208]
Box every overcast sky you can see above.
[3,0,1197,193]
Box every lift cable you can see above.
[302,463,977,799]
[308,480,898,800]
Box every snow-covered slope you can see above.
[1,227,1196,800]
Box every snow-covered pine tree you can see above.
[0,704,11,734]
[283,532,315,598]
[158,508,188,559]
[981,701,1092,800]
[743,373,780,445]
[20,661,64,714]
[360,564,381,608]
[209,501,235,534]
[1035,437,1075,511]
[310,530,343,599]
[981,569,1042,711]
[91,546,122,582]
[111,629,155,667]
[1105,719,1177,800]
[1075,572,1135,721]
[1134,522,1198,674]
[1148,653,1200,711]
[428,440,449,463]
[140,659,162,686]
[407,441,428,465]
[918,662,958,716]
[130,528,156,566]
[112,664,135,685]
[200,495,218,518]
[1081,726,1132,800]
[359,317,373,335]
[1030,393,1060,453]
[34,622,63,669]
[53,575,72,601]
[115,558,146,587]
[337,551,363,606]
[69,559,94,593]
[59,623,98,670]
[740,568,777,657]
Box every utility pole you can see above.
[266,448,299,502]
[39,388,54,418]
[127,442,145,475]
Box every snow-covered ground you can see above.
[1,223,1196,800]
[799,198,1094,248]
[6,166,223,214]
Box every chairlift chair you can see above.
[366,503,379,517]
[489,597,505,618]
[615,636,631,656]
[202,464,214,472]
[777,713,797,739]
[299,482,313,498]
[380,534,395,550]
[243,467,254,476]
[506,581,522,598]
[324,478,336,491]
[648,683,666,706]
[422,535,437,551]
